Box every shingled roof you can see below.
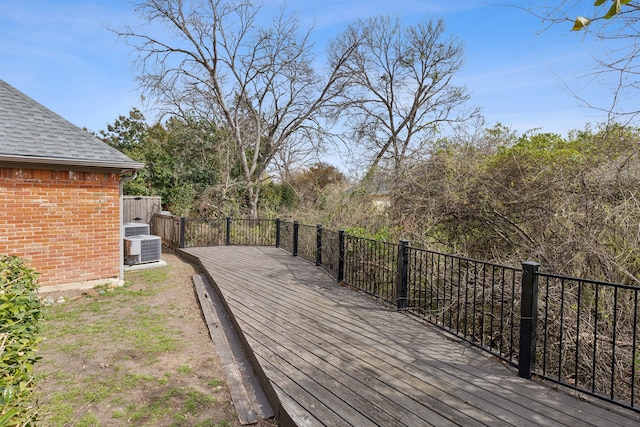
[0,79,143,172]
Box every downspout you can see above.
[119,170,138,282]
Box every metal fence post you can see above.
[292,221,299,257]
[337,230,345,283]
[179,217,186,249]
[519,261,540,379]
[275,218,281,248]
[396,240,410,310]
[316,224,323,266]
[225,217,231,246]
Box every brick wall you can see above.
[0,167,121,287]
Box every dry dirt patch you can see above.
[35,251,276,427]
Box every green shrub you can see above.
[0,256,42,426]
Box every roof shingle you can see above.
[0,79,142,171]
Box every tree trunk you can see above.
[246,186,259,219]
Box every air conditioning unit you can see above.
[124,235,161,265]
[124,222,150,237]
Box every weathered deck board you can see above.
[192,273,274,424]
[182,246,640,427]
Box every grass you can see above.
[208,379,224,388]
[126,267,171,284]
[107,387,218,426]
[35,260,237,427]
[177,365,193,374]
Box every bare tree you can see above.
[531,1,640,122]
[327,16,479,174]
[114,0,358,217]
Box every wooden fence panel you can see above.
[151,213,182,249]
[123,196,162,224]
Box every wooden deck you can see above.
[181,246,640,427]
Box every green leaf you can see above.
[2,387,14,403]
[0,408,20,426]
[594,0,606,5]
[604,0,621,19]
[572,16,592,31]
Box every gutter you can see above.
[0,154,144,171]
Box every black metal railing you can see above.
[344,234,398,305]
[406,247,523,366]
[226,218,277,246]
[278,220,294,254]
[536,271,640,409]
[163,216,640,411]
[321,228,341,278]
[162,217,278,248]
[183,217,226,247]
[296,223,317,263]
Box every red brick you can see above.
[0,167,122,286]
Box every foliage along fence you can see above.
[155,214,640,412]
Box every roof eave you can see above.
[0,154,145,173]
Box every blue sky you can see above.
[0,1,621,140]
